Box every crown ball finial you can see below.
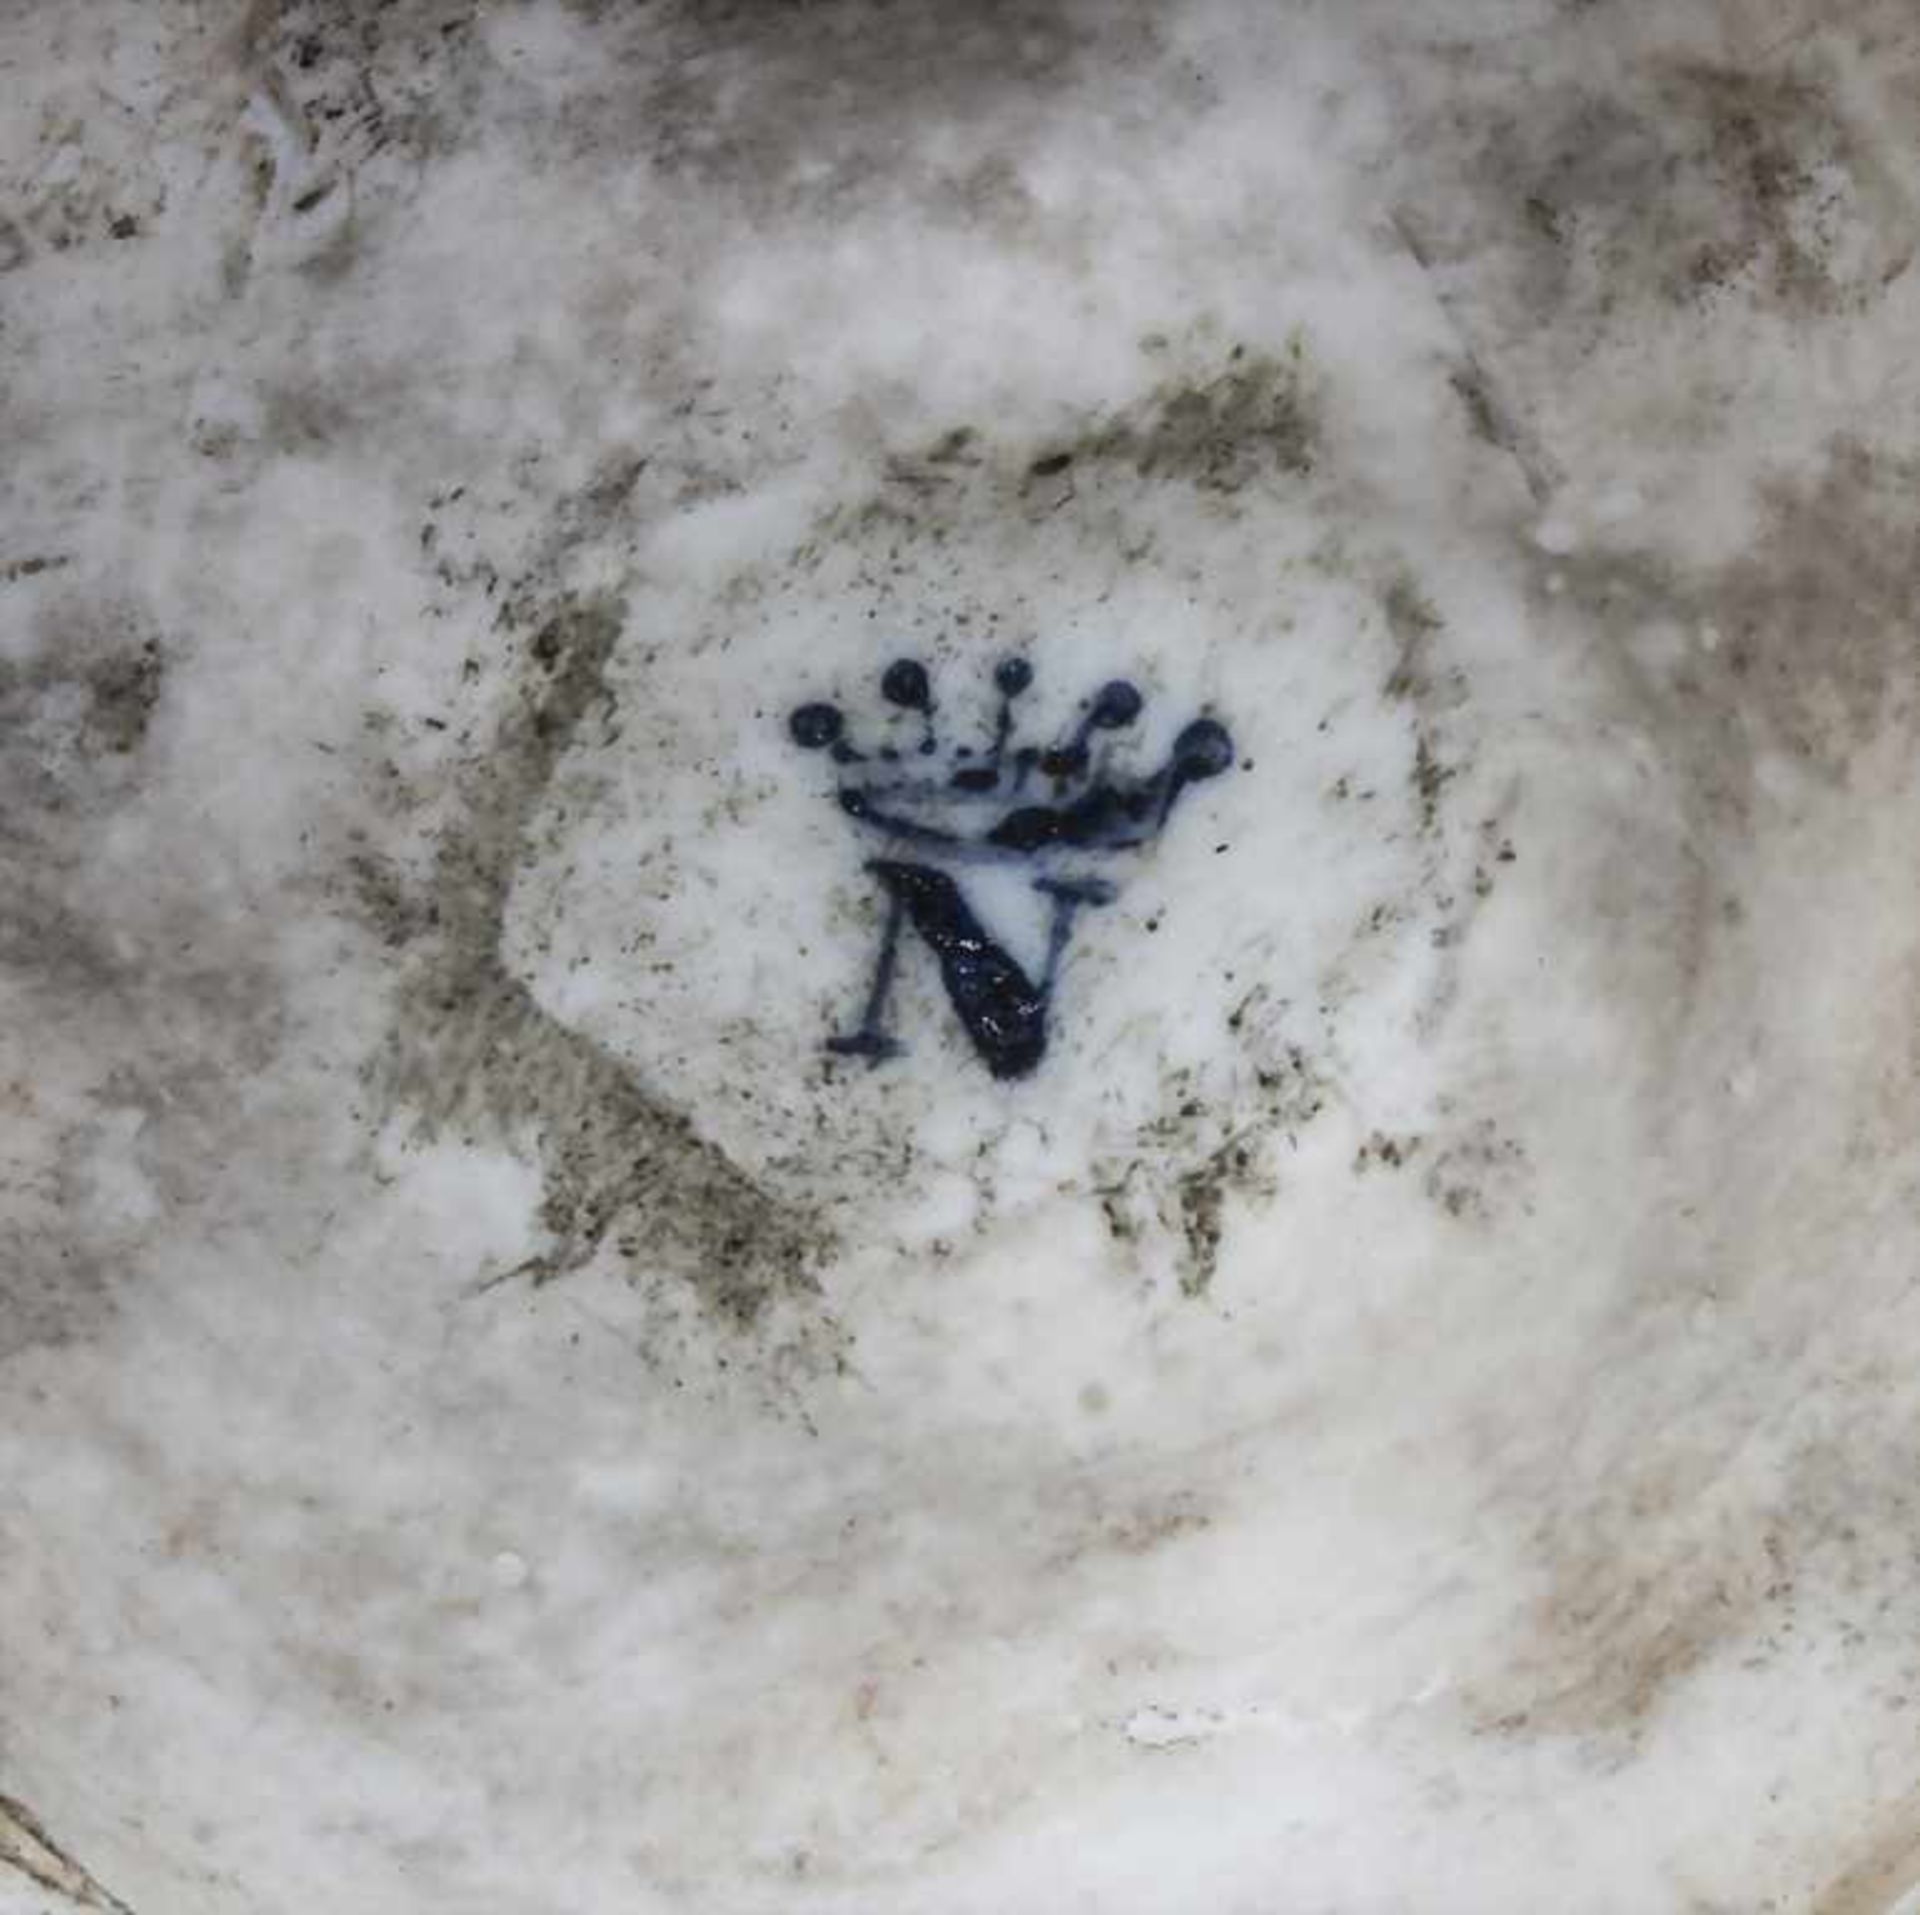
[881,658,933,711]
[1089,679,1145,730]
[1173,716,1235,778]
[789,701,844,750]
[994,656,1033,697]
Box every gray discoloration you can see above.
[1477,1402,1920,1747]
[0,1113,114,1366]
[238,0,1094,234]
[1661,58,1911,312]
[1380,576,1448,707]
[1684,439,1920,776]
[0,624,165,802]
[69,642,164,758]
[1173,1154,1232,1295]
[1412,46,1915,331]
[625,0,1090,206]
[1813,1806,1920,1915]
[1033,346,1319,499]
[363,597,830,1323]
[1352,1130,1421,1174]
[1377,578,1470,865]
[1459,443,1920,1740]
[843,344,1319,534]
[1422,1119,1527,1224]
[0,554,72,585]
[1561,436,1920,801]
[0,612,174,1362]
[0,612,167,957]
[1351,1120,1526,1224]
[1368,10,1920,1764]
[0,932,284,1365]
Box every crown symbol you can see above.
[789,655,1234,863]
[786,655,1235,1080]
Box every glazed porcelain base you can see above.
[7,4,1920,1911]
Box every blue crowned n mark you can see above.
[788,655,1235,1080]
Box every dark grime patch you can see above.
[1379,576,1466,840]
[364,596,831,1324]
[822,341,1325,547]
[1093,1042,1327,1297]
[0,598,302,1367]
[1556,434,1920,800]
[1396,35,1916,350]
[1070,345,1318,496]
[0,626,167,802]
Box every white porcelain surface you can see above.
[8,3,1920,1910]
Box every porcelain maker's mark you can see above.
[788,656,1235,1079]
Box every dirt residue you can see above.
[1423,1119,1527,1223]
[0,1091,114,1366]
[1032,345,1319,500]
[1693,439,1920,773]
[1527,58,1897,315]
[1094,1037,1327,1297]
[1493,434,1920,1115]
[1663,58,1903,313]
[0,627,165,801]
[832,344,1321,550]
[362,596,830,1325]
[1467,1425,1793,1746]
[1044,1485,1212,1572]
[248,0,1104,231]
[1394,29,1917,365]
[1812,1800,1920,1915]
[0,613,179,1362]
[1560,434,1920,798]
[1381,577,1447,705]
[1378,574,1468,849]
[1463,440,1920,1745]
[636,0,1092,209]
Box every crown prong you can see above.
[880,657,932,711]
[789,702,844,750]
[790,660,1229,860]
[880,655,939,755]
[1088,679,1145,730]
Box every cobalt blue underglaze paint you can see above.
[789,656,1233,1078]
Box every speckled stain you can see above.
[360,593,831,1325]
[0,603,190,1362]
[1092,1042,1328,1296]
[1027,344,1320,499]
